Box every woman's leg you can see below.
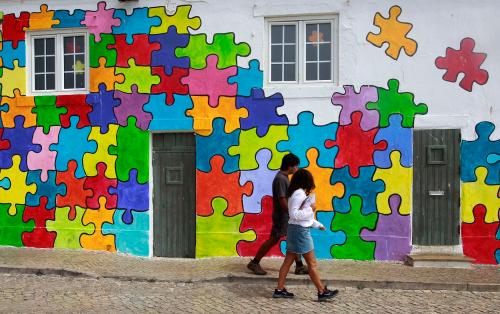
[302,250,325,292]
[276,252,297,290]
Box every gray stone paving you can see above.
[0,273,498,313]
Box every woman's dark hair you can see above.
[287,168,315,197]
[280,153,300,170]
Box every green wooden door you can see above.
[153,133,196,257]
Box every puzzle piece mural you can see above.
[461,167,499,223]
[462,205,499,264]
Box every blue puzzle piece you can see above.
[0,41,26,69]
[112,8,161,44]
[26,170,66,208]
[0,116,41,171]
[331,166,385,215]
[103,209,149,257]
[50,116,97,178]
[150,26,189,75]
[461,121,500,184]
[0,178,11,190]
[53,9,85,28]
[373,114,412,168]
[277,111,338,168]
[144,93,193,131]
[109,169,149,224]
[86,84,120,132]
[311,211,346,259]
[236,88,288,137]
[228,59,263,97]
[195,118,239,173]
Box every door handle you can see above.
[428,190,445,196]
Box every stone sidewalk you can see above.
[0,247,498,292]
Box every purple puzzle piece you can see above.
[113,85,152,130]
[239,149,277,214]
[86,83,120,132]
[236,88,288,137]
[331,85,379,131]
[0,116,42,171]
[150,26,189,75]
[360,194,411,261]
[374,114,413,168]
[109,169,149,224]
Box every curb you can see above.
[0,266,498,292]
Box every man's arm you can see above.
[279,197,288,212]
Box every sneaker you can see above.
[294,264,309,275]
[318,286,339,302]
[273,288,294,298]
[247,260,267,275]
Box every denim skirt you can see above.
[286,224,314,254]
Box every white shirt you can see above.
[288,189,324,229]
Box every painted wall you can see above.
[0,0,498,263]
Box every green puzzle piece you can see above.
[46,206,94,249]
[228,125,289,171]
[196,197,255,258]
[331,195,377,260]
[0,204,35,247]
[108,116,149,184]
[32,96,66,134]
[175,33,251,69]
[115,59,160,93]
[366,79,428,128]
[89,34,117,68]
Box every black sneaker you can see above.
[247,261,267,275]
[318,286,339,302]
[273,288,295,298]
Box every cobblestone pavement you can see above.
[0,274,498,313]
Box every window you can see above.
[267,16,337,84]
[27,30,88,94]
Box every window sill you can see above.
[263,82,336,99]
[28,89,89,97]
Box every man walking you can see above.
[247,153,308,275]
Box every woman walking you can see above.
[273,169,339,301]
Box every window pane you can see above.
[35,56,45,73]
[74,36,85,53]
[46,56,55,72]
[64,36,74,53]
[271,25,282,44]
[46,74,55,90]
[319,23,331,42]
[319,43,331,61]
[271,64,282,81]
[271,45,282,62]
[319,62,331,80]
[34,39,45,55]
[45,38,55,55]
[306,44,318,61]
[75,72,85,88]
[284,25,296,43]
[64,55,74,71]
[283,45,295,62]
[306,63,318,81]
[75,54,85,71]
[306,24,317,43]
[35,74,45,90]
[283,64,295,81]
[64,73,74,89]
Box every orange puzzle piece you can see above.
[1,89,36,128]
[28,4,60,30]
[89,57,125,92]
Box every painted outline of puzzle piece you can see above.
[46,205,94,249]
[83,163,118,210]
[0,204,34,247]
[0,41,26,69]
[228,59,264,97]
[89,57,125,92]
[150,66,189,105]
[148,5,201,35]
[373,114,413,168]
[82,2,121,42]
[461,204,499,264]
[0,116,41,172]
[366,5,417,60]
[435,37,489,92]
[26,170,66,209]
[331,85,379,131]
[32,95,67,134]
[144,94,193,131]
[0,60,26,97]
[22,196,56,248]
[108,169,149,225]
[115,59,161,94]
[112,7,160,44]
[0,89,37,128]
[56,160,92,220]
[113,85,152,130]
[108,34,160,67]
[86,84,120,132]
[81,197,116,252]
[102,209,150,256]
[27,4,60,30]
[0,156,35,216]
[1,12,30,49]
[149,26,190,75]
[53,9,86,28]
[461,167,499,224]
[83,124,118,178]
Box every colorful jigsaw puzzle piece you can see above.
[82,2,121,42]
[109,169,149,225]
[27,4,60,30]
[86,84,120,132]
[462,205,499,264]
[1,89,37,128]
[115,59,161,94]
[26,170,66,208]
[32,95,67,134]
[0,41,26,69]
[0,116,41,171]
[0,60,26,97]
[112,7,160,44]
[83,163,117,210]
[144,94,193,131]
[331,85,379,131]
[108,34,160,67]
[46,206,94,249]
[373,114,413,168]
[83,124,118,178]
[53,9,86,28]
[89,57,125,92]
[228,60,263,97]
[89,34,117,67]
[81,197,116,252]
[102,209,149,256]
[55,160,92,220]
[461,167,499,223]
[22,196,56,248]
[1,12,30,49]
[150,26,190,75]
[113,85,151,130]
[0,204,34,247]
[148,5,201,35]
[150,66,189,104]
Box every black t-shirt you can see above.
[272,171,289,226]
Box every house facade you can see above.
[0,0,498,264]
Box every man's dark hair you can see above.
[280,153,300,170]
[287,169,316,197]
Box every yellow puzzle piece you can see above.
[148,5,201,35]
[462,167,499,223]
[81,197,116,252]
[0,61,26,97]
[0,156,37,215]
[83,125,118,178]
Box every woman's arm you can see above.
[288,190,315,221]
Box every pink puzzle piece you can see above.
[81,1,121,42]
[331,85,380,131]
[27,126,60,182]
[181,55,237,107]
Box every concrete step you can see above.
[405,253,474,268]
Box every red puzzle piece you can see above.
[2,12,30,49]
[107,34,160,67]
[151,66,189,105]
[0,129,11,150]
[462,204,499,264]
[435,37,489,92]
[196,155,253,217]
[325,111,387,177]
[237,195,284,257]
[83,162,117,209]
[56,94,92,128]
[56,160,92,219]
[22,197,56,248]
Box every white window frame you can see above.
[265,15,339,86]
[26,28,89,96]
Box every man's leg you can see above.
[294,255,308,275]
[247,235,280,275]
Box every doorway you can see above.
[153,133,196,257]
